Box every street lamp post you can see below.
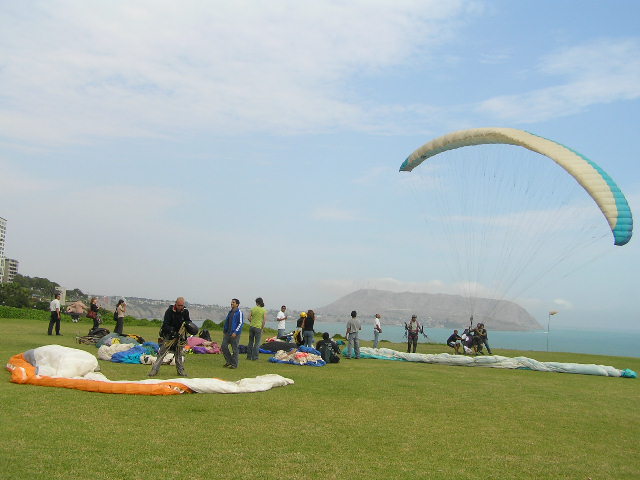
[547,311,558,352]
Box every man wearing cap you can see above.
[47,293,62,336]
[406,315,422,353]
[148,297,197,377]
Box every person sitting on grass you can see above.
[315,332,341,364]
[447,329,462,354]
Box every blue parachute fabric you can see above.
[621,368,637,378]
[142,342,159,354]
[111,345,146,364]
[298,345,322,356]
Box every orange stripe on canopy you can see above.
[6,353,192,395]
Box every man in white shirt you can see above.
[48,293,62,336]
[276,305,287,338]
[373,313,382,348]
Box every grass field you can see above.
[1,316,638,480]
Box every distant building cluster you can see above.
[0,216,20,283]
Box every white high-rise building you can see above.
[0,217,6,281]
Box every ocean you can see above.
[306,321,639,358]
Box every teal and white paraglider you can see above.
[401,127,633,246]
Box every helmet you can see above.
[185,321,199,335]
[300,312,307,318]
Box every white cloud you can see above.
[477,38,640,123]
[0,0,470,146]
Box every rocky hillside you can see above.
[315,289,541,331]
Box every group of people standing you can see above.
[341,310,384,359]
[47,295,126,336]
[48,291,494,377]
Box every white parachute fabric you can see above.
[19,345,294,393]
[171,374,294,393]
[26,345,99,377]
[97,343,135,361]
[77,372,295,393]
[362,347,627,377]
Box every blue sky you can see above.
[1,1,638,329]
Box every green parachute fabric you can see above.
[400,128,633,246]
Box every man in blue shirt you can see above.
[222,298,244,369]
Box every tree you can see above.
[0,282,32,308]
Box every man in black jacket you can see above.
[148,297,197,377]
[315,332,341,364]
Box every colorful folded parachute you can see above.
[355,347,637,378]
[6,345,294,395]
[269,346,326,366]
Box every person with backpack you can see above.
[315,332,341,363]
[148,297,197,377]
[87,297,101,331]
[406,315,422,353]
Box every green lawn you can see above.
[1,316,638,480]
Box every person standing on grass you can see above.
[222,298,244,369]
[302,309,316,347]
[373,313,382,348]
[406,315,421,353]
[88,297,101,331]
[475,323,493,355]
[276,305,288,338]
[247,297,266,361]
[345,310,361,359]
[47,293,62,336]
[148,297,197,377]
[114,299,126,335]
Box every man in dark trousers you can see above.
[47,293,62,336]
[148,297,197,377]
[221,298,244,369]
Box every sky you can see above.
[1,0,638,330]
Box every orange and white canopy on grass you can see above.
[6,345,294,395]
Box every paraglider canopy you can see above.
[401,127,633,246]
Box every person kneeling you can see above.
[447,330,462,355]
[315,332,341,364]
